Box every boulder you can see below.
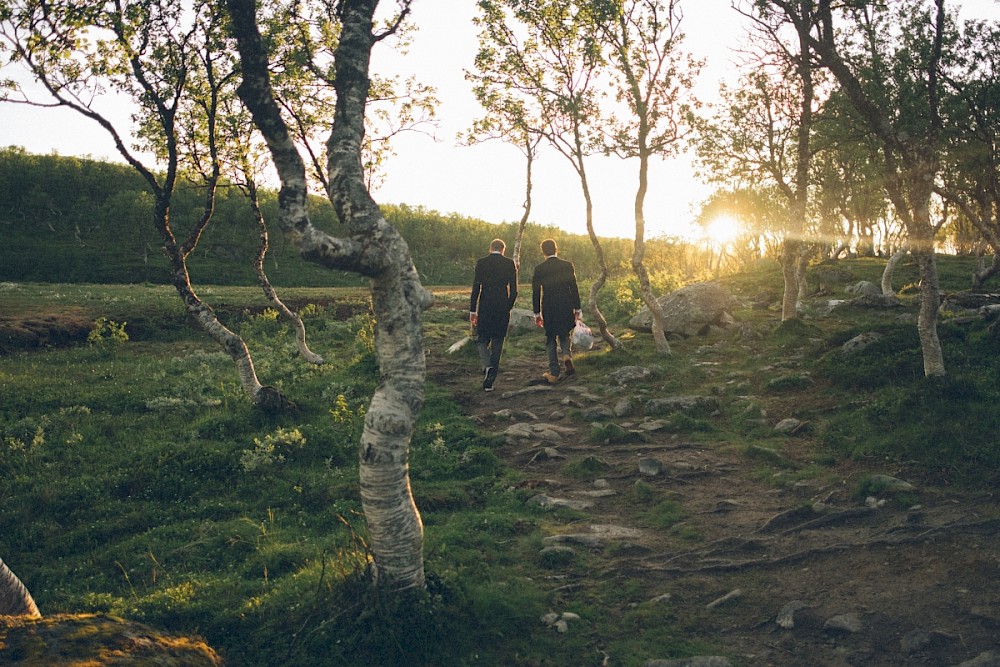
[628,282,737,337]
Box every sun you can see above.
[704,214,742,246]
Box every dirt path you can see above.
[428,348,1000,667]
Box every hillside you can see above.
[0,148,666,288]
[2,256,1000,665]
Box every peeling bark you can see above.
[229,0,428,591]
[0,558,40,618]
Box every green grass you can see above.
[5,256,1000,665]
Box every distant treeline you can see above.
[0,147,693,287]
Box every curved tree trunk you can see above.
[247,179,324,364]
[632,151,670,354]
[882,246,908,296]
[796,247,810,303]
[511,133,540,273]
[576,159,620,351]
[229,0,429,591]
[972,254,1000,291]
[780,239,801,321]
[0,558,40,618]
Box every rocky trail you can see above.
[427,348,1000,667]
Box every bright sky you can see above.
[2,1,997,241]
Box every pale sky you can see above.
[2,1,998,241]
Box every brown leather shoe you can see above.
[563,356,575,376]
[542,372,561,384]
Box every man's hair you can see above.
[540,239,557,256]
[489,238,506,253]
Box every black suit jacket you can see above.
[531,255,581,336]
[470,253,518,338]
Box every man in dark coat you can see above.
[470,238,518,391]
[531,238,582,384]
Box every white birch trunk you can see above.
[882,247,908,296]
[229,0,428,590]
[0,558,40,618]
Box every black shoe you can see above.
[483,367,496,392]
[563,356,575,376]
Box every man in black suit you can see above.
[470,238,518,391]
[531,238,582,384]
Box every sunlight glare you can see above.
[705,215,741,246]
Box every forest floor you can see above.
[426,328,1000,667]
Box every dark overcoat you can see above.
[470,253,518,338]
[531,255,581,336]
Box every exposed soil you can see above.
[427,346,1000,667]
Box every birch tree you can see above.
[465,75,544,271]
[588,0,701,353]
[0,0,289,409]
[0,557,39,618]
[766,0,951,376]
[473,0,621,349]
[227,0,430,591]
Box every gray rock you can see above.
[609,365,653,385]
[639,458,665,476]
[957,651,1000,667]
[643,657,733,667]
[528,494,593,511]
[508,308,538,331]
[613,398,636,418]
[845,280,882,297]
[773,418,803,433]
[645,395,719,416]
[776,600,811,629]
[901,629,957,654]
[629,282,737,336]
[582,405,615,421]
[824,613,864,633]
[850,293,903,308]
[841,332,884,354]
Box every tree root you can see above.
[638,517,1000,575]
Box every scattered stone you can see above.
[528,448,565,464]
[528,494,593,511]
[706,589,742,609]
[593,478,610,489]
[508,308,538,331]
[544,534,605,548]
[582,405,614,420]
[957,651,1000,667]
[824,613,864,634]
[503,422,576,443]
[645,395,719,416]
[773,418,803,433]
[776,600,812,629]
[711,499,740,513]
[613,398,636,418]
[650,593,672,604]
[628,281,737,337]
[609,365,653,385]
[845,280,882,297]
[970,606,1000,626]
[900,629,957,654]
[867,474,916,492]
[633,419,672,432]
[501,385,556,400]
[643,656,733,667]
[841,332,884,354]
[575,488,617,498]
[566,386,602,401]
[639,458,665,476]
[864,496,887,508]
[560,397,585,408]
